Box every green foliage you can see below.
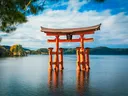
[37,48,48,53]
[0,46,10,57]
[90,47,128,55]
[0,0,105,32]
[63,48,76,54]
[0,0,28,32]
[10,44,26,56]
[0,0,57,32]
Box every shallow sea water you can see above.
[0,55,128,96]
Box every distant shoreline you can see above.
[0,45,128,58]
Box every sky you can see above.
[0,0,128,49]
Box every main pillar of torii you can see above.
[40,24,101,71]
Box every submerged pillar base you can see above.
[76,47,90,71]
[48,47,64,70]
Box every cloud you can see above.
[0,1,128,49]
[98,12,128,44]
[67,0,88,12]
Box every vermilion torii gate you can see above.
[41,24,101,71]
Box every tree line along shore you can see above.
[0,45,128,57]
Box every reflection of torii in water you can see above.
[76,70,90,95]
[48,70,90,95]
[41,24,101,71]
[48,70,63,92]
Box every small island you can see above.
[0,44,26,57]
[10,44,27,56]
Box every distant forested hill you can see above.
[3,45,30,51]
[0,46,128,57]
[0,46,10,57]
[0,45,29,57]
[90,47,128,55]
[37,47,128,55]
[2,45,10,50]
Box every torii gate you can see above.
[41,24,101,71]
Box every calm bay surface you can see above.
[0,55,128,96]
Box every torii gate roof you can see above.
[41,24,101,36]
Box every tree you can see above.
[0,0,58,32]
[0,0,104,32]
[10,44,26,56]
[0,46,10,57]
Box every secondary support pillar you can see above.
[85,48,90,70]
[48,48,53,70]
[48,36,64,70]
[76,35,90,71]
[76,47,81,71]
[59,48,64,70]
